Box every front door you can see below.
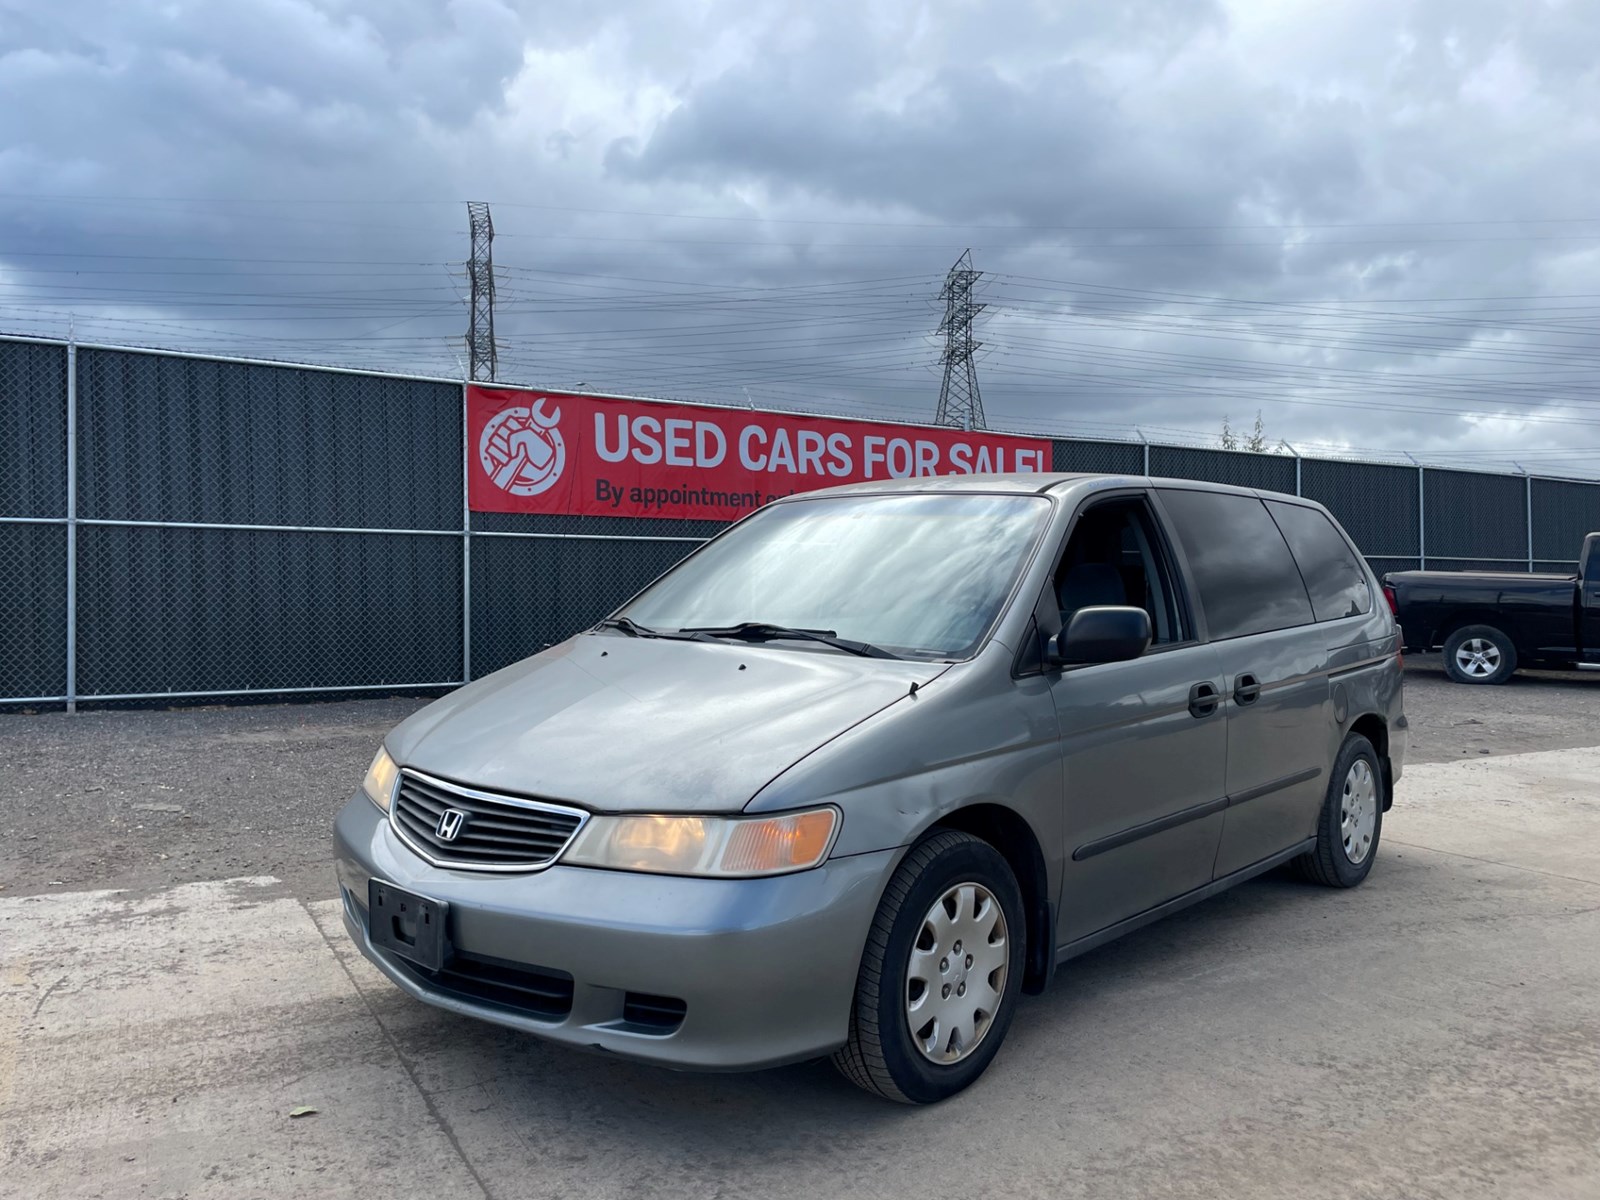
[1052,644,1230,943]
[1045,494,1229,945]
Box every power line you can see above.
[10,228,1600,474]
[10,190,1600,232]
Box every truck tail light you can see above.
[1382,585,1399,615]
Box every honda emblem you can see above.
[436,808,468,842]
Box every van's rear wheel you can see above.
[1443,624,1517,684]
[832,830,1025,1104]
[1295,734,1384,888]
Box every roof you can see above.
[796,472,1102,498]
[790,472,1304,502]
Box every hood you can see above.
[386,633,947,812]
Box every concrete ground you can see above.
[3,664,1599,1198]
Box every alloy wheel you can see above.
[1454,637,1502,679]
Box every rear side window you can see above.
[1266,501,1372,622]
[1157,489,1314,640]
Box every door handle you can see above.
[1188,681,1221,718]
[1234,672,1262,705]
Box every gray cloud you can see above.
[4,0,1600,472]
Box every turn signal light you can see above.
[721,810,838,874]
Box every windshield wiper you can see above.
[595,616,701,640]
[597,615,655,637]
[678,622,899,659]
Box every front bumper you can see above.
[333,794,899,1071]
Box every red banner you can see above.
[467,386,1052,520]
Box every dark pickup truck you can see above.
[1384,533,1600,683]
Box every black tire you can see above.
[1295,734,1384,888]
[832,830,1026,1104]
[1442,624,1518,685]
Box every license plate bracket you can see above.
[367,880,450,973]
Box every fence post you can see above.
[1520,466,1533,572]
[1280,441,1301,495]
[461,380,472,685]
[65,337,77,713]
[1135,427,1150,476]
[1418,467,1427,570]
[1405,454,1426,569]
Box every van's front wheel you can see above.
[832,831,1025,1104]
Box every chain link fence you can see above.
[1532,478,1600,572]
[0,520,66,700]
[0,338,67,700]
[1149,444,1299,494]
[470,531,702,678]
[75,346,463,529]
[5,332,1600,708]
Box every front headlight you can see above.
[562,808,838,878]
[361,746,400,812]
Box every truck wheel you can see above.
[1442,624,1517,684]
[832,830,1025,1104]
[1295,734,1384,888]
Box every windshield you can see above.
[617,493,1052,658]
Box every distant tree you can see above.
[1219,415,1238,451]
[1247,410,1268,454]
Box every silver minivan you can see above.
[334,473,1406,1103]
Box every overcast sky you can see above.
[4,0,1600,472]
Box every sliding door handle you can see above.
[1188,681,1221,718]
[1234,673,1262,705]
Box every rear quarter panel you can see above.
[1328,620,1406,774]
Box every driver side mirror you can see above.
[1047,606,1153,667]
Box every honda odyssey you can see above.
[333,473,1406,1103]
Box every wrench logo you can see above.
[479,398,566,497]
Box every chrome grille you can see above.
[391,768,587,871]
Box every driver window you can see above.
[1054,498,1187,645]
